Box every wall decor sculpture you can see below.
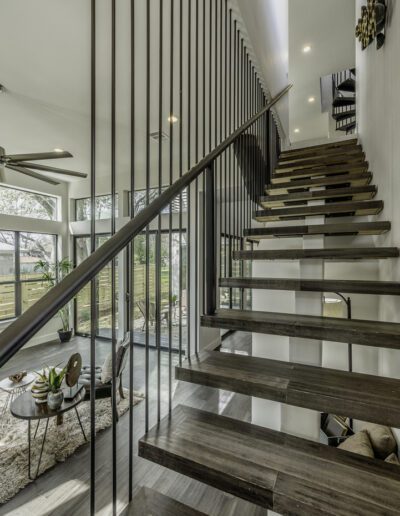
[355,0,387,50]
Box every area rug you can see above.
[0,389,144,503]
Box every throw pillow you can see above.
[363,424,397,460]
[101,352,113,384]
[385,453,400,465]
[338,430,374,458]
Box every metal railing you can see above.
[0,0,291,513]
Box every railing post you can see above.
[205,164,217,316]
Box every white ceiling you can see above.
[0,0,91,184]
[288,0,356,143]
[0,0,357,194]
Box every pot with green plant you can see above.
[46,365,67,410]
[35,258,74,343]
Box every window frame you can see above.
[0,230,58,322]
[74,194,119,222]
[0,183,59,221]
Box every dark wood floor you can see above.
[1,333,267,516]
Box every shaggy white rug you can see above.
[0,389,144,503]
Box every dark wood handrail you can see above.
[0,84,291,367]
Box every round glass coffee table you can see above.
[11,388,87,479]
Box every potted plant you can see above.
[46,365,67,410]
[35,258,74,343]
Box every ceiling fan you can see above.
[0,146,87,185]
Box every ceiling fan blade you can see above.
[15,162,87,179]
[4,151,72,162]
[5,164,60,185]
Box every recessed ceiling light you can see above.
[53,148,64,153]
[294,128,300,133]
[168,115,179,124]
[308,96,316,103]
[303,45,311,53]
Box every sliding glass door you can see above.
[74,234,118,339]
[74,230,186,349]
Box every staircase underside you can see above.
[219,277,400,296]
[254,200,383,221]
[232,247,399,261]
[201,309,400,349]
[266,172,372,193]
[243,221,391,239]
[176,351,400,427]
[139,405,400,516]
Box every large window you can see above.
[0,231,57,321]
[130,188,188,216]
[0,185,58,221]
[75,194,118,221]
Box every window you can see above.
[0,185,58,221]
[0,231,57,320]
[74,235,119,338]
[130,188,188,217]
[75,194,118,221]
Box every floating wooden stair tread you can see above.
[279,138,358,159]
[244,221,391,239]
[123,487,206,516]
[333,96,356,108]
[275,154,365,173]
[266,172,373,194]
[271,163,368,183]
[233,247,399,261]
[278,145,362,166]
[254,200,383,221]
[139,405,400,515]
[176,351,400,427]
[219,277,400,295]
[260,185,377,208]
[201,309,400,349]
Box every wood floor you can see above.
[0,333,267,516]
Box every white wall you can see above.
[356,0,400,382]
[237,0,289,140]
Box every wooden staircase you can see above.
[138,140,400,515]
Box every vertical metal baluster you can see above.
[90,1,96,513]
[232,21,236,271]
[228,9,232,308]
[128,0,135,500]
[187,0,192,359]
[110,1,117,513]
[178,0,183,366]
[209,0,213,155]
[202,0,206,314]
[218,0,222,297]
[194,0,199,353]
[145,0,151,433]
[239,39,244,309]
[156,0,164,423]
[223,0,228,286]
[168,0,174,415]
